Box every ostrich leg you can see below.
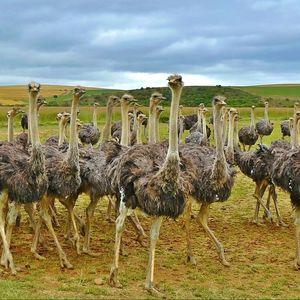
[252,180,272,225]
[295,207,300,270]
[106,195,115,223]
[109,200,128,288]
[145,216,164,297]
[184,200,196,265]
[0,193,16,274]
[128,211,147,246]
[31,196,73,268]
[197,202,230,267]
[269,184,288,227]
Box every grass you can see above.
[0,106,299,299]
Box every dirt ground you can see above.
[0,171,299,299]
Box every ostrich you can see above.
[189,104,211,139]
[78,103,101,146]
[6,108,24,143]
[182,96,236,267]
[148,92,165,143]
[238,106,259,151]
[0,82,48,274]
[108,75,189,296]
[225,108,239,164]
[31,86,85,268]
[271,112,300,269]
[255,101,273,143]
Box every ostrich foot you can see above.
[70,236,81,255]
[59,257,73,269]
[278,220,289,227]
[187,254,197,266]
[294,259,300,270]
[33,252,46,261]
[108,267,122,288]
[82,248,101,257]
[220,258,231,267]
[1,252,16,275]
[145,283,166,298]
[136,233,147,247]
[251,220,265,226]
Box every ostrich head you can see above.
[167,74,183,90]
[150,92,166,106]
[73,86,86,98]
[295,111,300,123]
[251,105,255,109]
[213,95,227,108]
[28,82,41,95]
[120,94,137,107]
[264,101,269,107]
[37,96,47,106]
[202,107,208,116]
[108,95,120,106]
[56,112,71,124]
[94,102,100,107]
[156,105,165,115]
[137,113,147,124]
[7,107,24,118]
[199,103,205,109]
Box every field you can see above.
[0,106,299,299]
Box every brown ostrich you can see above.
[238,106,259,151]
[108,75,189,296]
[255,101,274,143]
[31,86,85,268]
[0,82,47,274]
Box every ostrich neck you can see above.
[214,106,226,163]
[149,101,158,143]
[264,105,269,121]
[155,114,161,142]
[133,108,138,132]
[178,118,184,144]
[227,113,234,155]
[234,119,239,147]
[292,117,299,150]
[93,106,98,128]
[67,96,80,167]
[58,120,66,146]
[120,102,130,146]
[7,116,14,143]
[101,103,114,143]
[202,114,207,138]
[136,123,143,144]
[250,108,255,127]
[197,110,202,130]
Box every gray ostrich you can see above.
[271,112,300,269]
[108,75,189,296]
[255,101,274,143]
[0,82,48,274]
[78,103,101,146]
[238,106,259,151]
[31,86,85,268]
[182,96,236,267]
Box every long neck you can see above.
[155,114,161,142]
[149,101,157,143]
[222,110,228,147]
[178,117,184,144]
[167,87,181,158]
[120,103,130,146]
[292,117,299,150]
[136,122,143,144]
[58,120,65,146]
[214,105,226,162]
[227,113,234,157]
[202,113,207,138]
[250,108,255,127]
[264,104,269,121]
[197,110,202,130]
[101,102,114,143]
[7,116,14,143]
[133,108,138,132]
[234,118,239,147]
[93,106,98,127]
[67,96,80,166]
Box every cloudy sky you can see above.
[1,0,300,88]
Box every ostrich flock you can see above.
[0,75,300,296]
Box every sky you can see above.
[1,0,300,89]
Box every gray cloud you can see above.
[1,0,300,87]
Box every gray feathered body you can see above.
[78,124,100,145]
[238,126,258,146]
[114,142,190,218]
[234,145,274,183]
[280,120,290,138]
[185,131,208,146]
[272,150,300,208]
[180,144,236,203]
[0,144,48,204]
[270,140,291,151]
[255,120,273,136]
[183,114,197,130]
[21,114,28,131]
